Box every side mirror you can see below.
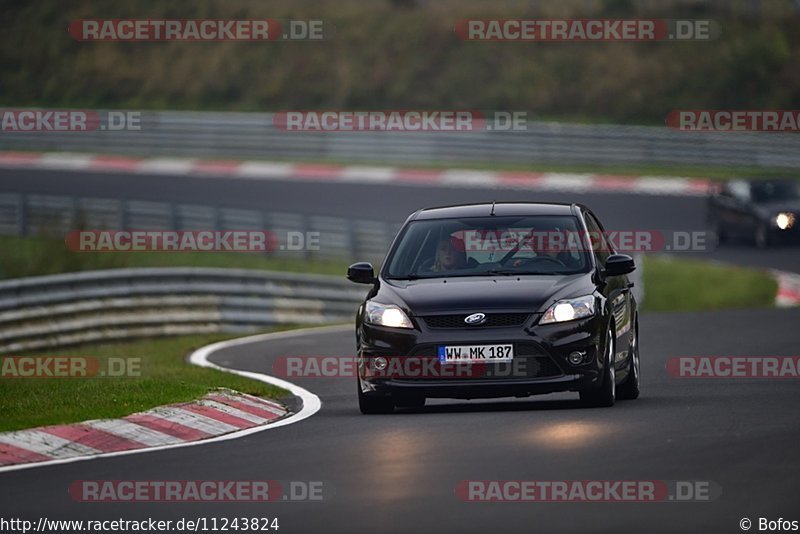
[602,254,635,277]
[347,262,375,284]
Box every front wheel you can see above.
[357,379,394,414]
[707,219,726,248]
[617,324,640,400]
[580,327,616,408]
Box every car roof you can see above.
[411,202,581,220]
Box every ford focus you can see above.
[347,202,640,414]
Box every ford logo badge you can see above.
[464,313,487,325]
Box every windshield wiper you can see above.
[484,269,568,276]
[389,270,572,279]
[485,269,522,276]
[386,274,425,280]
[438,270,528,277]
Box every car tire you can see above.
[580,327,616,408]
[394,393,426,409]
[709,220,726,247]
[357,379,394,414]
[617,323,640,400]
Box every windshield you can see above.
[384,215,593,279]
[751,182,800,203]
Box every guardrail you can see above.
[1,110,798,169]
[0,267,368,353]
[0,192,400,266]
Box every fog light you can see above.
[372,357,388,371]
[568,351,586,365]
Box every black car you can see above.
[707,179,800,248]
[346,202,640,414]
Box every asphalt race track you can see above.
[1,167,799,533]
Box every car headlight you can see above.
[775,212,795,230]
[540,295,596,324]
[365,301,413,329]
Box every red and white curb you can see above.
[0,151,711,197]
[773,270,800,307]
[0,390,287,469]
[0,325,335,473]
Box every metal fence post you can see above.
[119,199,129,230]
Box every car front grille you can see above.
[421,313,531,329]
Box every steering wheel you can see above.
[417,257,435,273]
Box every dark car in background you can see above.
[708,180,800,248]
[346,202,640,414]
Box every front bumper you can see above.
[358,313,607,400]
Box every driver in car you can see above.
[428,235,467,272]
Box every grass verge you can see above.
[0,331,299,433]
[0,235,349,280]
[642,256,778,312]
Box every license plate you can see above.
[438,344,514,363]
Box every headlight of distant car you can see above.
[365,301,414,329]
[775,212,795,230]
[540,295,596,324]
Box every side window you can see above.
[584,213,612,265]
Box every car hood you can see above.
[377,273,595,316]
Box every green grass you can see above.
[0,332,299,433]
[0,235,350,280]
[642,256,778,312]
